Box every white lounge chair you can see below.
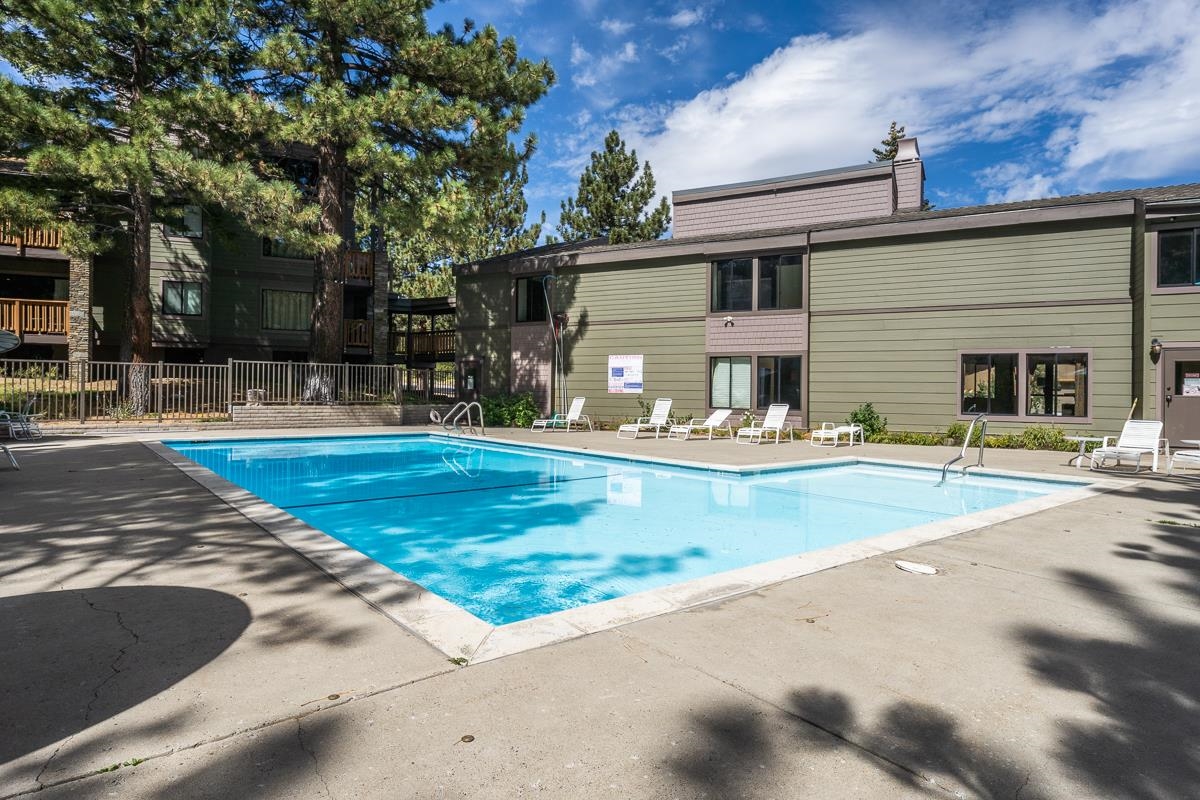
[809,422,865,447]
[1089,420,1166,473]
[1167,449,1200,476]
[617,398,674,439]
[530,397,593,432]
[736,404,793,444]
[667,409,733,441]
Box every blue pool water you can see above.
[166,435,1073,626]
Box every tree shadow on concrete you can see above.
[1012,481,1200,798]
[0,586,250,766]
[667,690,1044,799]
[666,480,1200,799]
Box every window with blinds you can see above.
[262,289,313,331]
[710,356,752,409]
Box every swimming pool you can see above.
[165,434,1081,627]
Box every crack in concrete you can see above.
[296,718,333,799]
[76,591,143,724]
[30,591,140,791]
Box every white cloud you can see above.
[570,40,639,90]
[600,18,634,36]
[667,7,708,28]
[976,163,1060,204]
[591,0,1200,206]
[659,34,693,64]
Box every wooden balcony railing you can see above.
[343,319,373,349]
[343,250,375,283]
[391,329,455,359]
[0,298,70,337]
[1,223,63,252]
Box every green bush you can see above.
[869,430,944,446]
[479,392,539,428]
[847,403,888,439]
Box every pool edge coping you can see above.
[145,432,1129,665]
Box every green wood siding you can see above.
[561,322,706,421]
[808,304,1133,433]
[811,221,1133,310]
[556,259,706,420]
[207,228,314,345]
[1148,293,1200,341]
[456,273,511,393]
[555,259,706,322]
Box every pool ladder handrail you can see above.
[441,445,483,477]
[443,401,486,436]
[939,413,987,485]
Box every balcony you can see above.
[0,297,69,340]
[343,319,372,350]
[391,329,455,362]
[343,250,374,285]
[1,223,63,255]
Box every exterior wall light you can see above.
[723,315,734,327]
[1149,338,1163,363]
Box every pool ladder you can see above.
[443,401,485,436]
[939,413,987,485]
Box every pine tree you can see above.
[390,151,544,298]
[556,130,670,245]
[872,121,907,161]
[0,0,315,410]
[249,1,554,361]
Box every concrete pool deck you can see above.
[2,426,1199,798]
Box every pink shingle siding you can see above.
[894,161,924,212]
[705,313,808,354]
[510,324,553,412]
[674,175,895,238]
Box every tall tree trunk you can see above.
[310,138,346,365]
[122,182,153,414]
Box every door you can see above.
[1163,348,1200,446]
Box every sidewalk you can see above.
[2,429,1197,798]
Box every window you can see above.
[960,353,1018,415]
[262,237,313,260]
[711,259,753,311]
[162,280,202,316]
[164,205,203,238]
[710,356,751,409]
[757,356,803,409]
[1158,229,1199,286]
[1027,353,1088,417]
[711,253,803,312]
[515,276,548,323]
[758,255,803,310]
[262,289,312,331]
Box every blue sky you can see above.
[429,0,1200,235]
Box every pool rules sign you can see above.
[608,354,644,393]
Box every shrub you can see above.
[847,403,888,439]
[1018,425,1070,451]
[479,392,539,428]
[870,430,944,446]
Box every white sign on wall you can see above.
[607,354,644,394]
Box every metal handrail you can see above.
[443,400,485,436]
[939,413,987,485]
